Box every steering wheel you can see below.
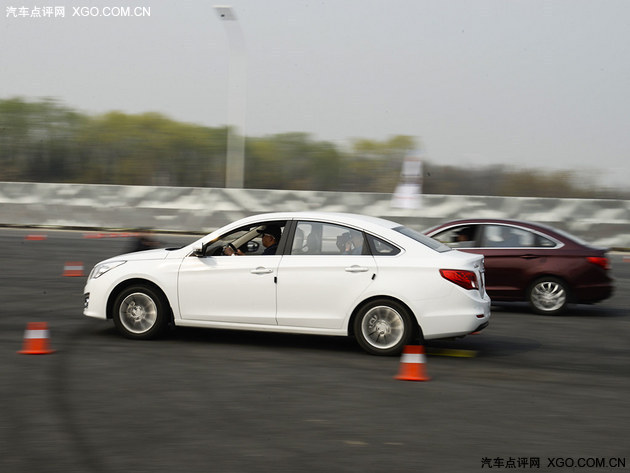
[223,242,238,255]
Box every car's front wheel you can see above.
[528,277,569,315]
[112,285,169,339]
[353,299,416,356]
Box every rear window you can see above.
[365,234,401,256]
[394,226,452,253]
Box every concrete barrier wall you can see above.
[1,181,629,249]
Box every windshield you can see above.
[394,226,452,253]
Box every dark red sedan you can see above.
[424,219,614,315]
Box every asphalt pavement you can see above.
[1,228,628,473]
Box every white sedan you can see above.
[83,212,491,355]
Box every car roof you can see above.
[426,218,557,232]
[237,211,401,232]
[191,211,452,255]
[429,218,533,225]
[424,218,594,247]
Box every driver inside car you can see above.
[223,224,282,256]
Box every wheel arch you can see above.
[528,273,573,302]
[106,278,173,323]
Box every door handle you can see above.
[251,267,273,274]
[520,255,540,260]
[345,265,369,273]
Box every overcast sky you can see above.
[2,0,630,188]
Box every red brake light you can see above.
[440,269,479,290]
[587,256,610,270]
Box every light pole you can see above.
[214,5,246,188]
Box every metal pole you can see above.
[214,5,246,188]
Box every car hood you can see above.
[113,248,171,261]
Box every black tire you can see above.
[112,284,169,339]
[528,277,569,315]
[353,299,416,356]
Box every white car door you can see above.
[275,221,377,329]
[178,254,280,325]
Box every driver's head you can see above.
[258,224,282,247]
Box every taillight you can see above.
[440,269,479,290]
[587,256,610,270]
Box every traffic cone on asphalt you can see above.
[18,322,55,355]
[24,234,47,241]
[395,345,430,381]
[83,232,103,239]
[63,262,84,277]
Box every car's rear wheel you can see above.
[112,285,168,339]
[353,299,416,356]
[528,277,568,315]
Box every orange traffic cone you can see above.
[395,345,430,381]
[18,322,55,355]
[63,262,84,277]
[24,234,47,241]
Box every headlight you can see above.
[89,260,126,279]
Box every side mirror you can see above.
[190,247,204,257]
[246,241,260,253]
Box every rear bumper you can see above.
[472,321,489,333]
[420,292,492,340]
[573,282,614,304]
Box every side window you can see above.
[431,225,480,248]
[292,222,322,255]
[537,235,557,247]
[204,221,285,256]
[366,234,401,256]
[290,222,367,255]
[481,225,535,248]
[204,227,251,256]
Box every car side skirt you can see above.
[174,319,349,336]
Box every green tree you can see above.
[343,135,416,192]
[1,97,627,199]
[74,111,226,186]
[247,133,342,190]
[0,97,85,182]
